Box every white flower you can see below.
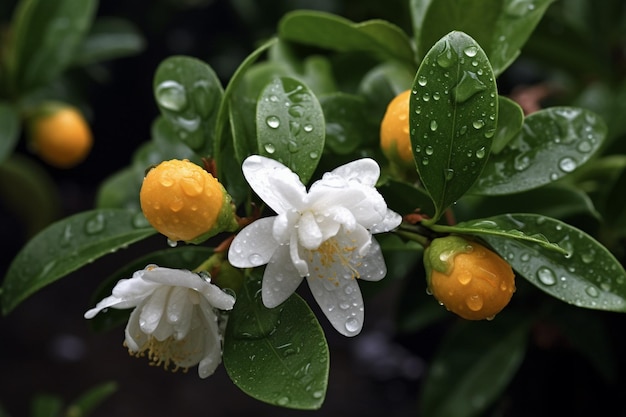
[84,265,235,378]
[228,155,401,336]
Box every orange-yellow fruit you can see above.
[140,159,225,243]
[31,105,93,168]
[380,89,413,167]
[425,236,515,320]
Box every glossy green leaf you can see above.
[95,167,141,211]
[460,214,626,312]
[411,0,555,76]
[256,77,324,184]
[458,183,600,221]
[319,93,370,155]
[223,275,329,410]
[378,178,435,218]
[153,56,223,155]
[65,381,117,417]
[419,314,530,417]
[432,216,567,255]
[410,31,498,222]
[0,103,20,163]
[89,246,213,333]
[279,10,415,66]
[473,107,606,195]
[0,154,60,237]
[1,209,156,315]
[72,17,145,66]
[6,0,97,93]
[605,166,626,228]
[216,37,276,173]
[491,96,524,153]
[358,61,416,120]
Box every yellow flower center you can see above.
[308,236,361,286]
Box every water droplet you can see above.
[266,116,280,129]
[264,143,276,154]
[506,0,536,16]
[558,157,577,173]
[277,397,289,406]
[475,146,486,159]
[472,119,485,129]
[288,140,298,153]
[466,294,483,311]
[433,92,441,101]
[444,168,455,181]
[577,140,592,153]
[417,76,428,86]
[537,267,557,286]
[414,106,422,115]
[155,80,187,111]
[430,120,438,131]
[345,317,360,333]
[457,271,472,285]
[303,124,313,132]
[585,286,600,298]
[453,71,487,103]
[309,151,319,159]
[85,213,106,234]
[312,390,324,399]
[425,146,434,155]
[167,238,178,247]
[422,93,430,102]
[248,253,264,265]
[463,46,478,57]
[415,144,422,153]
[422,157,429,166]
[436,40,455,68]
[581,252,594,264]
[514,156,530,171]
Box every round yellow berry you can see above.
[140,159,225,243]
[380,89,413,167]
[30,104,93,168]
[426,237,515,320]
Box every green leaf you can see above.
[223,275,329,410]
[95,166,141,211]
[0,154,61,237]
[319,93,370,155]
[89,246,213,333]
[411,0,555,76]
[432,215,567,255]
[6,0,97,93]
[473,107,606,195]
[458,183,600,222]
[30,394,63,417]
[279,10,415,66]
[153,56,223,155]
[1,209,156,315]
[215,37,276,174]
[256,77,324,184]
[358,61,416,119]
[468,214,626,312]
[419,313,530,417]
[0,102,20,163]
[64,381,117,417]
[72,17,145,66]
[410,31,498,222]
[378,178,436,217]
[491,96,524,153]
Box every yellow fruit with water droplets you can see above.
[424,236,515,320]
[380,89,413,168]
[140,159,236,243]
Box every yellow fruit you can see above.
[380,89,413,167]
[30,104,93,168]
[425,236,515,320]
[140,159,229,243]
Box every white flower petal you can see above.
[124,306,147,352]
[201,284,236,311]
[138,286,169,334]
[298,211,323,250]
[332,158,380,186]
[370,209,402,234]
[242,155,306,214]
[262,245,304,308]
[306,273,364,337]
[290,232,309,276]
[228,217,279,268]
[355,237,388,282]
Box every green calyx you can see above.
[423,235,474,284]
[186,183,239,244]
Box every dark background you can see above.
[1,1,625,416]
